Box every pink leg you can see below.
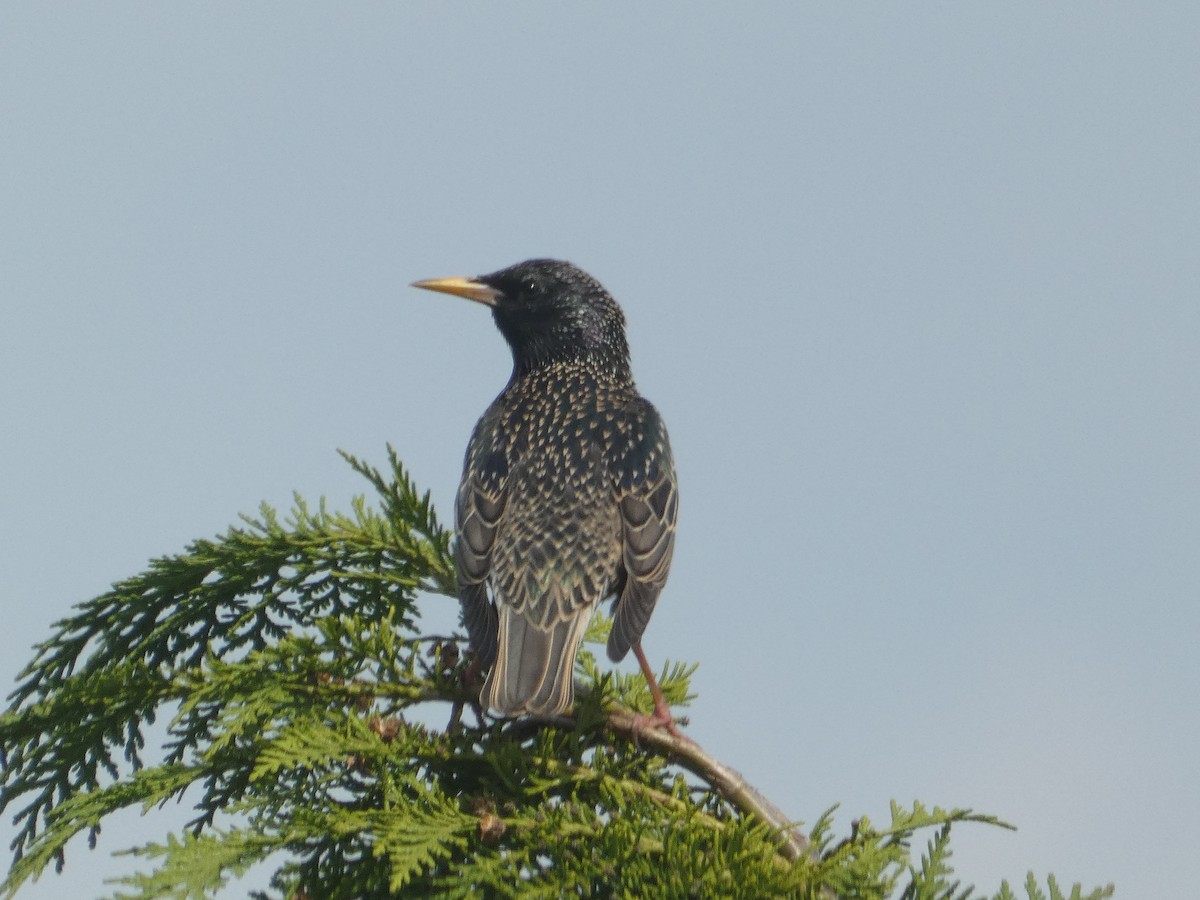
[630,642,690,742]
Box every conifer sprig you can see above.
[0,450,1114,898]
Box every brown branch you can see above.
[509,706,811,863]
[603,708,811,862]
[390,672,813,862]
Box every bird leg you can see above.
[630,642,690,742]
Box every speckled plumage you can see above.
[416,260,677,718]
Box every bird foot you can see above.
[629,700,693,745]
[627,642,694,745]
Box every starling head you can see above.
[413,259,631,378]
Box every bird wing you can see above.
[455,416,507,668]
[606,397,678,662]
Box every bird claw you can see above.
[629,702,693,746]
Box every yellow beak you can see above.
[410,276,502,307]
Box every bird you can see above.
[412,259,682,736]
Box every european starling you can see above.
[412,260,681,735]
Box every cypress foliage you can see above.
[0,450,1113,899]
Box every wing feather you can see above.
[455,422,507,667]
[607,399,678,662]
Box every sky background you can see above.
[2,4,1197,896]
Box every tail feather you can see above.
[484,606,590,717]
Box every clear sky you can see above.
[3,4,1196,896]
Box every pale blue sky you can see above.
[3,4,1197,896]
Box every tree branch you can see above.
[510,707,810,863]
[603,708,811,862]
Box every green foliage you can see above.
[0,449,1114,898]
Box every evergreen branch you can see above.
[612,707,811,862]
[1,449,449,865]
[0,663,177,866]
[338,447,456,597]
[4,765,201,899]
[105,829,278,900]
[0,449,1113,898]
[522,707,810,862]
[991,873,1114,900]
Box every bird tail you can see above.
[483,607,590,718]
